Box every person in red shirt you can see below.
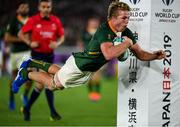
[18,0,64,121]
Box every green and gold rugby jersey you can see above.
[73,21,137,72]
[6,16,29,53]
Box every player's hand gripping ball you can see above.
[113,36,129,62]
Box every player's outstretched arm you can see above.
[129,43,166,61]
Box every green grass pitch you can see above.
[0,76,117,126]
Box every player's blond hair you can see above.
[107,1,130,20]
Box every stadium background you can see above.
[118,0,180,126]
[0,0,111,46]
[0,0,118,126]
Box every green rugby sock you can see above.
[21,69,28,80]
[29,59,51,72]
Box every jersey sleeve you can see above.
[56,18,64,37]
[95,29,113,45]
[96,23,116,44]
[21,17,34,33]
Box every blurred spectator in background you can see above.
[0,27,9,76]
[18,0,64,121]
[0,0,111,47]
[0,28,4,76]
[4,1,32,111]
[77,16,102,101]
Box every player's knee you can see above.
[50,75,64,91]
[48,64,60,74]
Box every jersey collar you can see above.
[38,13,51,20]
[108,20,117,34]
[17,15,29,24]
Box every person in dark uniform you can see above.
[4,1,32,111]
[78,16,102,101]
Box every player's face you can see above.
[113,10,130,32]
[87,18,100,35]
[39,2,52,18]
[17,3,29,17]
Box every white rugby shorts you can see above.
[54,55,93,88]
[10,51,31,71]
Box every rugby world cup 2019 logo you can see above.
[129,0,140,5]
[162,0,174,6]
